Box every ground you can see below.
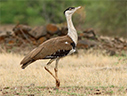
[0,49,127,95]
[1,86,127,96]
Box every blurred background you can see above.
[0,0,126,38]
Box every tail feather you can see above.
[20,46,42,69]
[20,59,35,69]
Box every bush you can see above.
[0,0,126,37]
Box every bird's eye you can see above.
[69,8,72,10]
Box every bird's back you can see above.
[20,35,74,69]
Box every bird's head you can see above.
[64,6,82,17]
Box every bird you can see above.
[20,6,81,89]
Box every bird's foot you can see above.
[54,87,59,90]
[55,79,60,90]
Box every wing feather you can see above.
[20,36,73,66]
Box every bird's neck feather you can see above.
[66,15,78,45]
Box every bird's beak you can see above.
[75,6,82,10]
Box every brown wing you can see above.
[20,35,73,68]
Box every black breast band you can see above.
[71,42,76,49]
[43,50,70,59]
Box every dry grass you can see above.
[0,50,127,95]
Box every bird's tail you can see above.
[20,59,35,69]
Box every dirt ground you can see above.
[1,86,126,96]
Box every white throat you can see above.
[66,15,78,45]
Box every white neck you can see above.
[66,15,78,45]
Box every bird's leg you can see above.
[47,59,55,65]
[44,59,56,79]
[44,59,60,88]
[54,58,60,89]
[54,59,59,78]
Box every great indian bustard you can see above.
[20,6,81,89]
